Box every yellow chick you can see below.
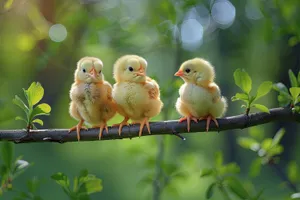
[69,57,116,140]
[174,58,227,132]
[112,55,163,137]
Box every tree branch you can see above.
[0,108,299,144]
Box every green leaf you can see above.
[267,145,284,157]
[12,95,29,114]
[206,182,216,199]
[231,93,249,102]
[272,128,285,146]
[233,69,252,94]
[237,137,260,151]
[278,94,291,106]
[288,161,300,183]
[32,119,43,126]
[256,81,272,100]
[1,141,14,170]
[290,87,300,101]
[15,116,27,123]
[31,103,51,120]
[51,172,70,188]
[289,69,298,87]
[225,177,250,199]
[77,179,102,195]
[249,158,261,177]
[4,0,14,10]
[25,82,44,107]
[253,104,270,113]
[78,169,89,184]
[215,151,223,167]
[200,168,214,177]
[261,138,273,150]
[225,163,240,174]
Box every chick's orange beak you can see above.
[174,70,184,77]
[89,67,97,79]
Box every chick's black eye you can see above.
[185,68,190,73]
[128,66,134,72]
[82,69,86,73]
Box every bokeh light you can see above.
[16,34,36,51]
[180,18,203,51]
[211,0,236,28]
[48,24,67,42]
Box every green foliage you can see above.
[287,161,300,184]
[273,69,300,112]
[0,142,31,196]
[232,69,272,114]
[13,82,51,129]
[201,151,262,200]
[238,128,285,167]
[51,169,103,200]
[13,177,44,200]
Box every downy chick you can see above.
[69,57,116,140]
[112,55,163,137]
[175,58,227,132]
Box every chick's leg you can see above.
[178,116,198,132]
[138,117,151,137]
[112,117,129,136]
[98,122,109,140]
[68,120,87,141]
[199,115,219,132]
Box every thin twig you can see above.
[0,108,299,143]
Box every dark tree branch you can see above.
[0,108,299,144]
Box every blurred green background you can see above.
[0,0,300,199]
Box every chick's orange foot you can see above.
[98,123,109,140]
[178,116,198,132]
[68,120,87,141]
[138,118,151,137]
[199,115,219,132]
[112,117,129,136]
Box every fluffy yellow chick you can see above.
[112,55,163,137]
[69,57,116,140]
[174,58,227,132]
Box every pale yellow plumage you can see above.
[69,57,116,140]
[112,55,163,136]
[175,58,227,132]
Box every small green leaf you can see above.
[51,172,70,188]
[225,163,240,174]
[261,138,273,150]
[4,0,14,10]
[267,145,283,157]
[13,95,29,114]
[256,81,272,100]
[32,119,43,126]
[225,177,250,199]
[215,151,223,167]
[290,87,300,101]
[288,161,300,183]
[26,82,44,107]
[78,169,89,183]
[289,69,298,87]
[237,137,260,151]
[272,128,285,146]
[31,103,51,120]
[200,168,214,177]
[15,116,27,123]
[206,182,216,199]
[234,69,252,94]
[249,158,261,177]
[77,179,102,195]
[278,94,291,106]
[1,141,14,170]
[231,93,248,102]
[253,104,270,113]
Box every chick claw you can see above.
[68,120,87,141]
[199,115,219,132]
[138,118,151,137]
[98,124,109,140]
[179,116,198,132]
[112,117,129,136]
